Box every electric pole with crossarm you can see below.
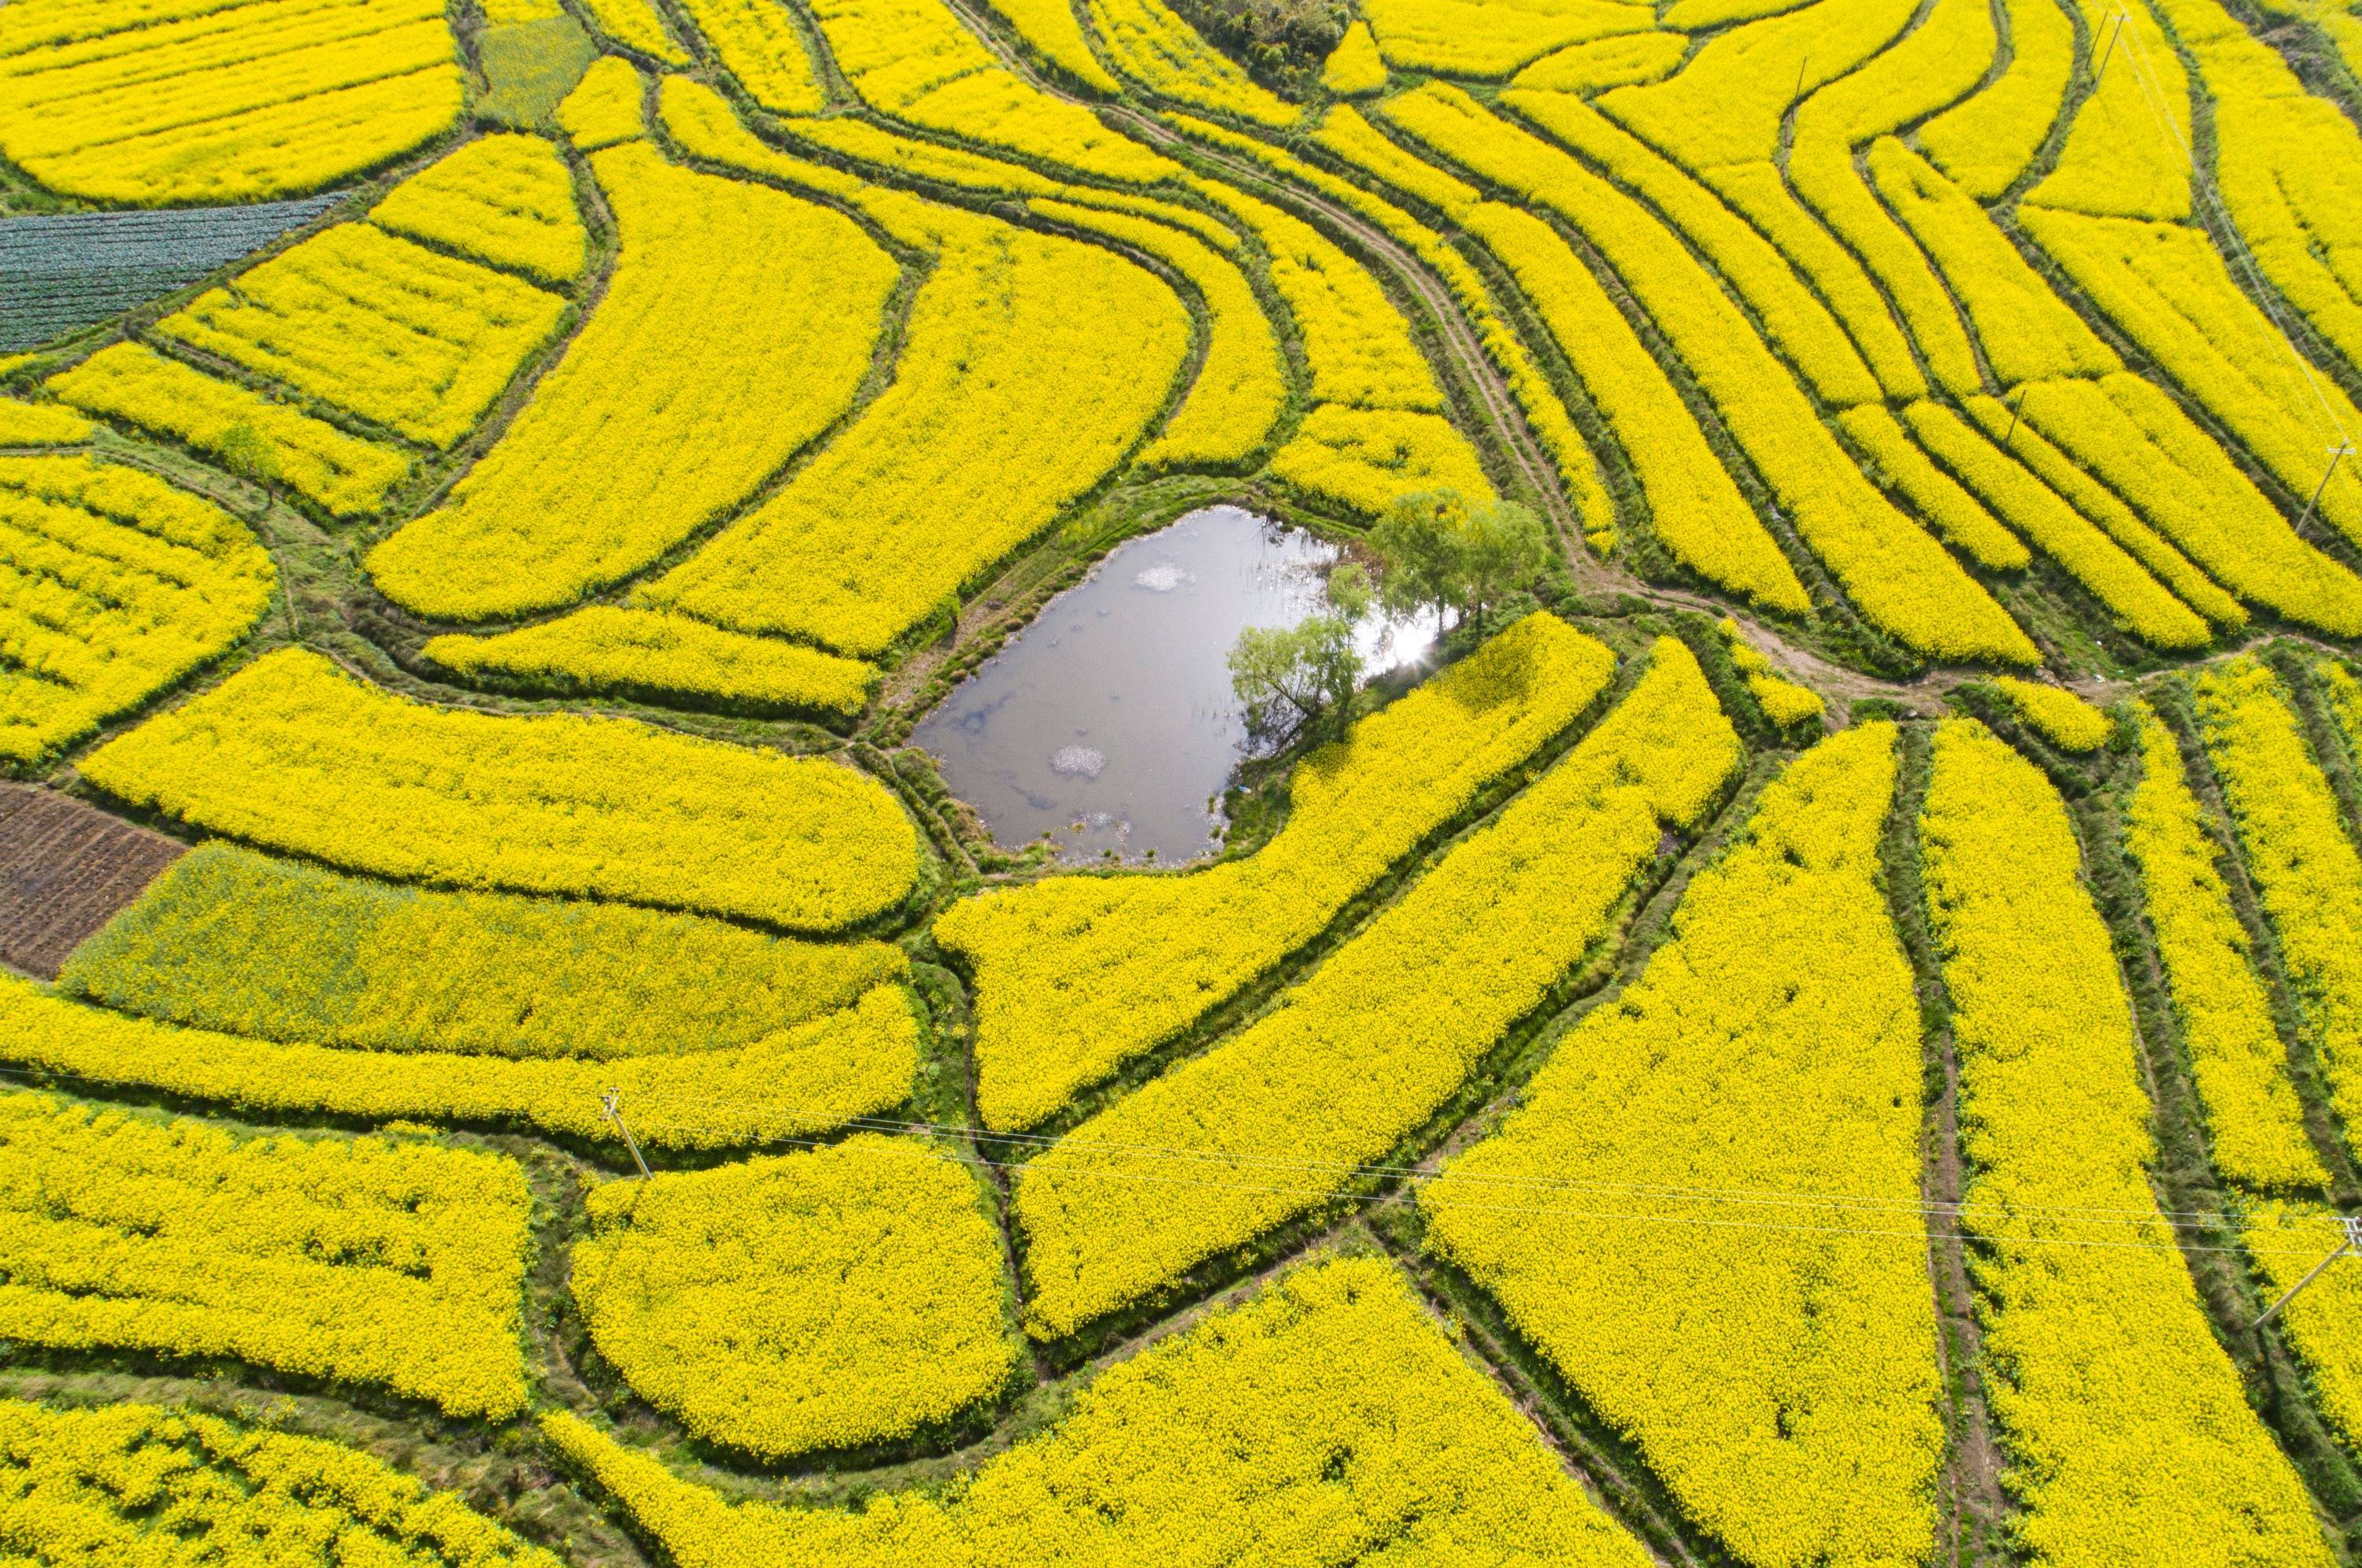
[2251,1215,2362,1331]
[600,1088,653,1181]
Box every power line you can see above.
[0,1059,2338,1251]
[2104,9,2362,512]
[2250,1215,2362,1327]
[0,1048,2334,1256]
[587,1108,2335,1259]
[620,1101,2354,1229]
[920,1140,2345,1258]
[557,1105,2350,1260]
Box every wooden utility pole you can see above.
[600,1088,653,1180]
[2251,1215,2361,1330]
[2091,13,2127,86]
[2001,387,2027,451]
[2294,442,2353,538]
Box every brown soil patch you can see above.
[0,785,182,978]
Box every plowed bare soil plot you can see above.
[0,785,180,977]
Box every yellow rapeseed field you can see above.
[368,132,589,286]
[544,1257,1657,1564]
[1505,87,1890,407]
[1951,390,2245,634]
[1715,616,1825,727]
[573,0,687,63]
[79,647,920,930]
[61,841,906,1061]
[1188,113,1613,538]
[979,0,1123,91]
[1321,22,1387,94]
[676,0,827,112]
[1208,166,1468,414]
[2191,656,2362,1139]
[1017,638,1740,1336]
[2157,0,2362,405]
[1184,176,1494,516]
[1990,676,2112,753]
[572,1136,1016,1460]
[1383,84,2038,664]
[2023,87,2267,289]
[1871,145,2116,393]
[1922,719,2335,1565]
[47,342,410,517]
[556,54,648,147]
[0,454,274,764]
[1426,723,1941,1568]
[2121,707,2331,1193]
[424,606,879,720]
[0,400,89,446]
[1088,0,1297,124]
[153,221,568,449]
[0,1401,561,1565]
[803,0,1176,182]
[2020,208,2362,553]
[1778,0,1994,401]
[19,0,2362,1547]
[939,613,1614,1130]
[1359,0,1654,77]
[0,974,921,1151]
[2012,375,2362,636]
[1918,0,2071,197]
[1898,398,2212,649]
[638,211,1188,658]
[368,142,900,621]
[1028,198,1287,470]
[1321,105,1801,598]
[2242,1200,2362,1451]
[0,0,465,204]
[0,1089,532,1418]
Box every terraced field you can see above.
[5,0,2362,1561]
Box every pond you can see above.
[0,196,337,351]
[913,505,1447,864]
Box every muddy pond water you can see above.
[913,505,1446,864]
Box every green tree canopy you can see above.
[1230,563,1372,744]
[1369,489,1549,631]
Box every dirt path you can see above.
[1881,728,2012,1565]
[806,4,2097,737]
[1373,1220,1707,1568]
[1109,109,1589,557]
[1922,1072,2011,1559]
[927,0,1588,560]
[869,553,1050,727]
[839,9,2362,751]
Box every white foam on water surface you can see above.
[1050,745,1107,778]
